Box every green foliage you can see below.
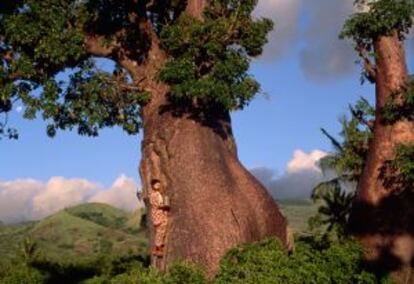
[110,265,163,284]
[311,98,374,239]
[164,262,205,284]
[2,239,388,283]
[214,238,383,284]
[340,0,414,49]
[19,238,40,264]
[382,77,414,123]
[309,182,354,241]
[84,261,205,284]
[320,98,374,181]
[0,251,149,284]
[0,203,147,267]
[159,0,273,110]
[0,264,48,284]
[1,203,397,283]
[1,0,273,138]
[0,0,152,138]
[65,203,131,231]
[380,144,414,193]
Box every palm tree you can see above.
[310,98,374,239]
[310,181,354,238]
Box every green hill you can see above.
[0,221,37,265]
[278,199,319,235]
[65,203,133,230]
[0,200,315,268]
[0,203,147,266]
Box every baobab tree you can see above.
[0,0,287,273]
[341,0,414,281]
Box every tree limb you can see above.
[349,104,375,131]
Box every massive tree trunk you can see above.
[139,86,287,274]
[350,32,414,282]
[134,2,287,274]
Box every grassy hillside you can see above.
[0,203,147,266]
[0,222,36,266]
[278,199,318,235]
[0,200,315,268]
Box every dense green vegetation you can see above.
[0,0,273,137]
[159,0,272,110]
[0,237,393,283]
[0,203,148,268]
[308,98,374,241]
[0,202,395,283]
[340,0,414,49]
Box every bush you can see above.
[109,262,205,284]
[214,238,387,284]
[164,262,205,284]
[111,265,163,284]
[0,238,394,283]
[0,264,48,284]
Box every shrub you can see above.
[214,238,387,284]
[0,238,395,283]
[0,264,48,284]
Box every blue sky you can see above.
[1,0,414,189]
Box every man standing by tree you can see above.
[149,179,169,259]
[0,0,287,273]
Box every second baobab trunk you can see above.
[341,2,414,281]
[349,32,414,284]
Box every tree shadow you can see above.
[159,96,234,141]
[31,253,150,284]
[349,191,414,279]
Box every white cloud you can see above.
[31,177,100,220]
[0,179,44,224]
[251,149,328,200]
[287,149,327,173]
[90,175,139,212]
[0,175,142,224]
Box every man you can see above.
[149,179,169,257]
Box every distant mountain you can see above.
[0,203,147,266]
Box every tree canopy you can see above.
[340,0,414,84]
[340,0,414,49]
[0,0,272,138]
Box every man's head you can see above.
[151,179,162,191]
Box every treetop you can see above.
[0,0,272,138]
